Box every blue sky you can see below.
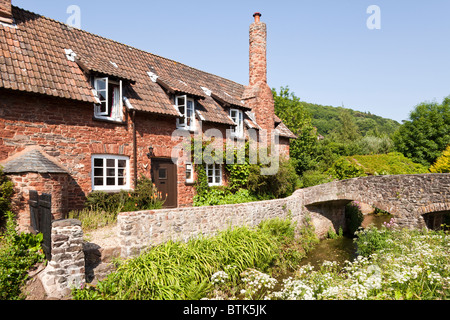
[13,0,450,123]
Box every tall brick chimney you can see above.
[249,12,267,86]
[0,0,13,24]
[243,12,275,133]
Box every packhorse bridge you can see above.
[301,173,450,232]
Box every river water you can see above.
[298,214,392,269]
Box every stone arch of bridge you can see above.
[419,203,450,230]
[303,193,398,235]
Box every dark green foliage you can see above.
[193,139,300,206]
[345,202,365,236]
[0,211,45,300]
[393,97,450,166]
[247,159,300,199]
[0,166,14,228]
[300,101,401,138]
[273,87,320,176]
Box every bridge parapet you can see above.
[300,174,450,229]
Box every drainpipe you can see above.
[124,97,138,189]
[132,110,138,189]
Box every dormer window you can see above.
[176,95,195,131]
[230,109,244,138]
[93,77,123,121]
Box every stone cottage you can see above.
[0,0,296,231]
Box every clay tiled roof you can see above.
[0,6,295,132]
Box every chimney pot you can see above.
[253,12,262,23]
[0,0,13,24]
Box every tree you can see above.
[393,97,450,166]
[273,87,319,175]
[332,109,361,143]
[430,145,450,173]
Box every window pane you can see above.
[107,178,116,186]
[94,158,104,167]
[118,169,125,177]
[94,178,103,186]
[106,168,116,177]
[208,176,213,184]
[94,168,103,177]
[187,100,194,115]
[231,110,237,121]
[107,159,115,167]
[96,78,107,91]
[159,168,167,180]
[118,160,126,168]
[177,97,185,106]
[118,178,125,186]
[186,164,192,180]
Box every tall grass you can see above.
[73,217,316,300]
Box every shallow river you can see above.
[298,214,392,269]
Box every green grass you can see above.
[72,217,318,300]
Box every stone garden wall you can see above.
[118,190,304,258]
[39,219,85,299]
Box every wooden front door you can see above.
[151,158,178,208]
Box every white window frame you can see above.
[176,95,195,131]
[185,162,194,184]
[93,77,123,122]
[91,155,131,191]
[230,108,244,138]
[206,163,222,187]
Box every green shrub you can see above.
[430,145,450,173]
[354,226,392,257]
[327,157,367,180]
[300,170,333,188]
[194,188,261,207]
[0,166,14,228]
[85,176,164,213]
[71,176,164,231]
[327,152,428,181]
[0,211,45,300]
[247,158,300,199]
[356,135,394,155]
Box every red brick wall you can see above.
[0,89,200,218]
[9,172,68,232]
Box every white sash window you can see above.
[93,77,123,121]
[92,155,130,191]
[176,95,195,131]
[230,109,244,138]
[206,163,222,186]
